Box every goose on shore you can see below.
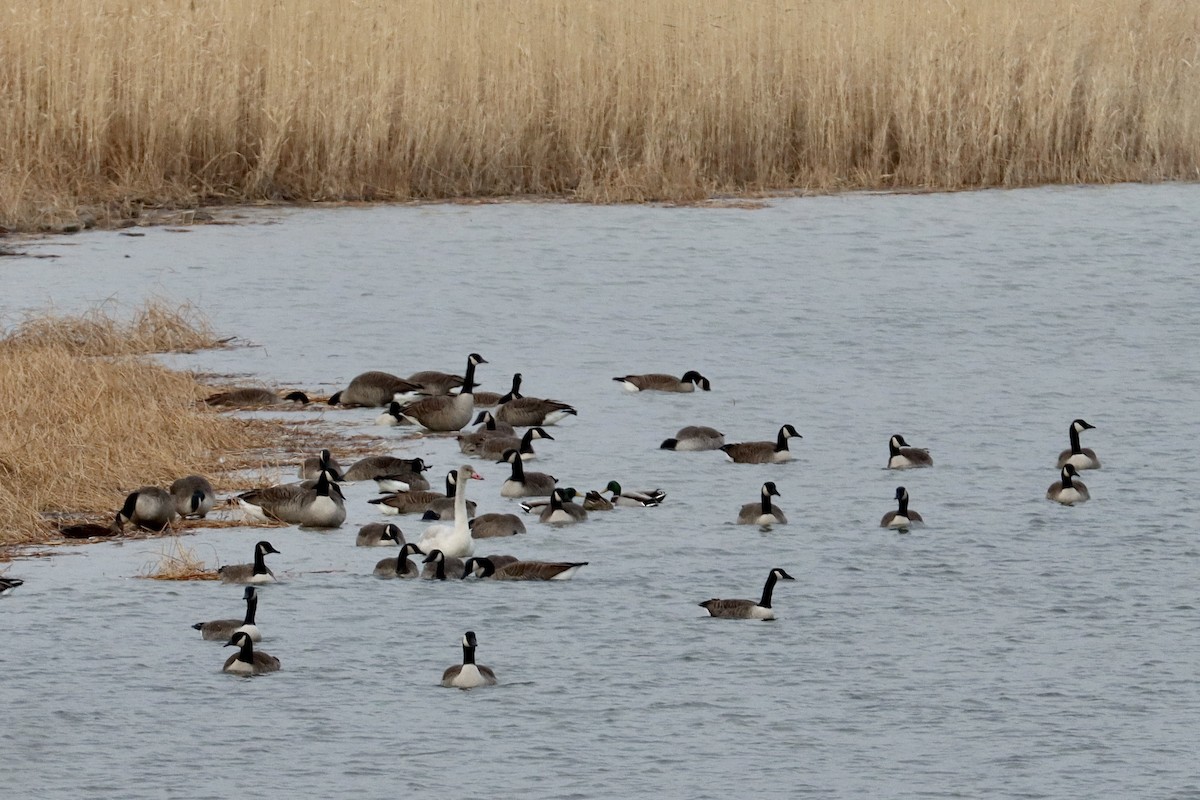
[299,449,344,481]
[238,471,345,528]
[887,434,933,469]
[346,455,430,486]
[660,425,725,451]
[222,631,280,676]
[356,522,404,547]
[471,372,524,408]
[394,354,486,431]
[737,482,787,525]
[115,487,178,532]
[467,426,554,461]
[498,450,558,498]
[613,371,711,392]
[441,631,496,689]
[375,542,423,578]
[422,549,467,580]
[463,556,587,581]
[1047,464,1090,505]
[415,465,480,558]
[1057,418,1101,470]
[538,488,587,524]
[218,541,280,584]
[720,425,801,464]
[328,371,423,407]
[375,401,409,426]
[205,388,310,407]
[170,475,215,519]
[700,568,795,620]
[193,587,262,642]
[468,513,527,538]
[601,481,665,507]
[880,486,924,529]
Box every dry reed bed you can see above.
[1,0,1198,229]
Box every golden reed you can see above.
[1,0,1198,228]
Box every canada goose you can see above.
[222,631,280,676]
[601,481,666,507]
[880,486,924,529]
[613,370,711,392]
[720,425,801,464]
[328,371,423,407]
[468,513,526,538]
[737,482,787,525]
[498,449,558,498]
[375,542,423,578]
[539,488,588,524]
[407,369,464,396]
[395,353,486,431]
[468,426,554,461]
[416,465,480,558]
[422,549,467,580]
[700,568,795,620]
[218,541,280,584]
[0,576,24,595]
[1057,419,1101,470]
[114,487,178,532]
[375,401,410,426]
[205,388,310,407]
[495,395,577,427]
[299,449,344,480]
[424,470,481,519]
[170,475,215,519]
[356,522,404,547]
[471,372,524,408]
[519,487,580,512]
[1047,464,1090,505]
[441,631,497,689]
[582,490,614,511]
[238,471,346,528]
[887,435,933,469]
[660,425,725,451]
[346,455,431,486]
[193,587,262,642]
[370,488,446,515]
[463,556,588,581]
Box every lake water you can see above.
[2,185,1199,799]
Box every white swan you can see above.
[416,465,481,558]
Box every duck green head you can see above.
[603,480,621,495]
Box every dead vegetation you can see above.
[137,538,219,581]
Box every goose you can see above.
[238,471,345,527]
[441,631,497,689]
[498,449,558,498]
[0,576,23,596]
[356,522,404,547]
[519,487,580,512]
[415,464,480,558]
[463,556,587,581]
[328,371,423,407]
[737,482,787,525]
[170,475,215,519]
[346,455,431,486]
[887,434,933,469]
[601,481,665,507]
[700,568,795,620]
[720,425,801,464]
[114,487,178,532]
[1047,464,1090,506]
[193,587,262,642]
[495,395,577,427]
[880,486,924,529]
[468,426,555,461]
[299,449,344,480]
[468,513,527,538]
[407,369,464,396]
[374,542,423,578]
[205,388,310,407]
[539,488,588,524]
[425,469,481,519]
[1057,418,1101,470]
[613,370,710,392]
[660,425,725,451]
[582,490,614,511]
[222,631,280,676]
[375,401,410,426]
[218,541,280,584]
[395,353,486,431]
[422,549,467,580]
[456,412,515,453]
[370,487,446,515]
[471,372,524,408]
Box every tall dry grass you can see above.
[1,0,1198,228]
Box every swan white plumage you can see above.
[416,465,481,558]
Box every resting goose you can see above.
[328,371,423,407]
[700,568,795,620]
[369,487,447,515]
[498,449,558,498]
[660,425,725,451]
[422,549,467,580]
[720,425,801,464]
[1057,418,1101,470]
[602,481,665,507]
[356,522,404,547]
[887,435,933,469]
[394,353,486,431]
[538,488,588,524]
[343,455,429,484]
[415,465,480,558]
[1047,464,1090,506]
[193,587,262,642]
[222,631,280,675]
[375,401,409,426]
[463,556,587,581]
[468,513,527,538]
[374,542,423,578]
[238,471,345,528]
[614,370,710,392]
[218,541,280,584]
[406,369,464,396]
[495,395,577,427]
[0,576,24,596]
[737,482,787,525]
[299,449,344,481]
[205,388,310,407]
[441,631,497,689]
[115,487,178,532]
[469,426,554,461]
[170,475,215,519]
[471,372,524,408]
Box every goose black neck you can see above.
[759,572,780,608]
[509,456,526,481]
[238,637,255,662]
[119,491,139,521]
[190,490,204,514]
[252,548,268,575]
[243,593,258,625]
[446,474,458,496]
[776,429,791,451]
[474,557,495,578]
[889,439,901,457]
[1069,426,1082,454]
[462,643,476,665]
[1061,470,1075,489]
[397,544,418,575]
[897,495,909,516]
[519,428,536,454]
[315,472,331,497]
[550,492,564,510]
[461,357,479,395]
[433,555,447,580]
[760,493,773,514]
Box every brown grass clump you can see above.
[1,0,1199,230]
[137,538,218,581]
[2,299,229,356]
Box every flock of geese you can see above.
[3,353,1103,687]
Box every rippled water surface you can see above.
[3,185,1199,799]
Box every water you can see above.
[3,185,1200,798]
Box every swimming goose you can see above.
[613,370,711,392]
[737,482,787,525]
[193,587,262,642]
[887,435,933,469]
[471,372,524,408]
[463,556,588,581]
[441,631,497,689]
[238,471,346,527]
[498,449,558,498]
[519,487,580,512]
[1047,464,1090,505]
[222,631,280,676]
[1057,419,1101,470]
[170,475,215,519]
[205,388,310,407]
[346,455,431,486]
[425,469,481,519]
[880,487,924,529]
[299,449,345,480]
[720,425,801,464]
[115,487,178,532]
[539,488,588,524]
[468,513,527,538]
[328,371,423,407]
[582,491,614,511]
[422,549,467,580]
[0,576,24,595]
[602,481,666,507]
[356,522,404,547]
[218,541,280,584]
[395,353,486,431]
[370,488,446,515]
[700,568,795,620]
[495,395,577,427]
[406,369,464,396]
[660,425,725,451]
[415,465,480,558]
[374,542,423,578]
[468,426,554,461]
